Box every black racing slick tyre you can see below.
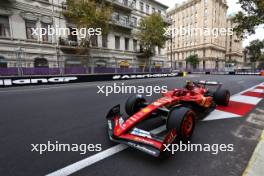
[125,95,146,116]
[167,107,196,142]
[214,89,230,106]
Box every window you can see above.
[158,10,161,14]
[91,35,98,47]
[0,56,7,68]
[133,39,137,51]
[68,27,78,42]
[146,5,150,14]
[140,2,144,11]
[102,34,108,48]
[132,0,137,8]
[34,58,49,68]
[41,23,52,42]
[131,17,137,26]
[123,0,128,6]
[25,20,37,40]
[152,7,156,13]
[125,38,130,51]
[0,15,10,37]
[115,36,120,50]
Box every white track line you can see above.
[47,82,264,176]
[230,95,262,105]
[250,89,264,93]
[47,125,166,176]
[203,110,241,121]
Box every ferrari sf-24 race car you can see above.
[106,81,230,157]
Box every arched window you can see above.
[0,56,7,68]
[34,58,49,68]
[95,60,107,68]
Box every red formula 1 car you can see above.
[106,81,230,157]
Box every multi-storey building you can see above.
[225,15,243,67]
[0,0,169,75]
[167,0,243,70]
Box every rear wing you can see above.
[194,80,222,90]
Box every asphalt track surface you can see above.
[0,75,264,176]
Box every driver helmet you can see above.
[185,80,195,90]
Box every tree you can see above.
[258,51,264,69]
[137,13,167,62]
[186,54,199,70]
[234,0,264,38]
[64,0,112,48]
[246,39,264,69]
[0,0,13,6]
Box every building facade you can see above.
[0,0,169,75]
[167,0,243,71]
[225,15,243,67]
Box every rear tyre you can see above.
[167,107,196,142]
[214,89,230,106]
[125,95,146,116]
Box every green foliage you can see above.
[186,54,199,68]
[64,0,112,46]
[137,13,167,58]
[0,0,13,6]
[246,39,264,62]
[234,0,264,38]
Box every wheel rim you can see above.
[181,113,194,138]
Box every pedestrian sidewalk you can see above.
[243,130,264,176]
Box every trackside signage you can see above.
[112,73,179,80]
[0,77,78,86]
[0,72,183,87]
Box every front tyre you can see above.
[125,95,146,116]
[167,107,196,142]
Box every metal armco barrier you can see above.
[0,72,185,87]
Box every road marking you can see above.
[47,82,264,176]
[242,91,264,98]
[231,95,262,105]
[243,131,264,176]
[203,110,240,121]
[255,86,264,90]
[250,89,264,93]
[46,144,128,176]
[217,101,255,116]
[46,125,166,176]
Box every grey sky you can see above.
[156,0,263,47]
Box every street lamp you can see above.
[16,47,23,76]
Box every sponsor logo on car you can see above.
[128,142,157,156]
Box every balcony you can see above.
[110,16,133,30]
[107,0,133,11]
[58,37,89,54]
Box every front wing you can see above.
[106,105,176,157]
